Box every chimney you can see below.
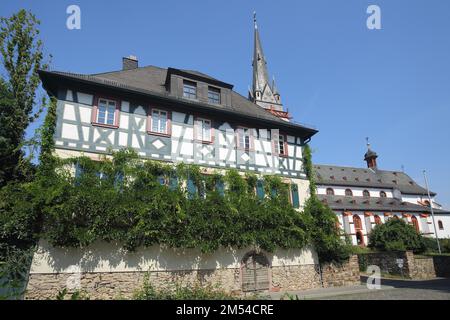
[122,55,138,70]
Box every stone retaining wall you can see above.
[25,256,360,300]
[25,241,361,299]
[321,255,361,287]
[358,251,437,279]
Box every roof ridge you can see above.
[91,64,168,76]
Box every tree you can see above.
[368,219,426,253]
[0,9,49,186]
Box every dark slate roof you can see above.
[314,164,435,196]
[39,66,317,139]
[317,194,449,214]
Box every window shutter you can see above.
[114,172,124,189]
[271,188,277,198]
[256,180,265,200]
[187,177,197,199]
[75,163,83,178]
[216,181,225,197]
[169,175,178,190]
[291,184,300,208]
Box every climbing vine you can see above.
[1,149,309,253]
[302,143,352,263]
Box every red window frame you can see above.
[272,132,288,157]
[236,126,254,151]
[194,116,214,144]
[147,107,172,137]
[91,96,120,129]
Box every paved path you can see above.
[269,277,450,300]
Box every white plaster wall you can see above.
[317,186,393,198]
[434,215,450,239]
[30,240,319,274]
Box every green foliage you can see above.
[302,144,316,194]
[134,275,236,300]
[0,9,49,186]
[55,288,90,300]
[1,149,310,253]
[303,196,352,263]
[368,219,427,253]
[0,246,33,300]
[422,237,450,254]
[301,143,351,264]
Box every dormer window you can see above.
[183,80,197,99]
[345,189,353,196]
[208,86,220,104]
[326,188,334,196]
[363,190,370,198]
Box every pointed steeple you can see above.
[251,12,283,111]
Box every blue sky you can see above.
[2,0,450,207]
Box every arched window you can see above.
[326,188,334,196]
[438,220,444,230]
[411,216,420,233]
[363,190,370,198]
[345,189,353,196]
[374,215,382,225]
[353,214,362,230]
[393,215,399,220]
[380,191,387,198]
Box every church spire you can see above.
[251,12,283,111]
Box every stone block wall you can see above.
[26,268,241,300]
[271,265,321,291]
[358,251,437,279]
[320,255,361,287]
[411,256,436,280]
[25,259,361,300]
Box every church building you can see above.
[315,143,450,245]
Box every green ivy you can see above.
[2,149,309,253]
[302,143,352,263]
[2,140,350,263]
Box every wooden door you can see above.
[242,253,269,292]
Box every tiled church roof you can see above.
[317,194,449,214]
[314,164,435,196]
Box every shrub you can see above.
[133,277,236,300]
[368,219,426,253]
[303,196,352,263]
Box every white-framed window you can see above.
[96,98,117,126]
[274,133,288,156]
[150,109,170,135]
[237,127,252,150]
[195,117,212,142]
